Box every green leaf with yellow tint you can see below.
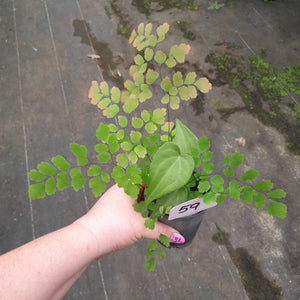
[154,50,167,64]
[173,72,183,87]
[194,77,212,93]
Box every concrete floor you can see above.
[1,0,300,299]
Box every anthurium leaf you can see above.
[170,96,180,109]
[144,48,154,61]
[51,155,71,171]
[155,187,188,212]
[267,189,286,199]
[169,43,191,63]
[184,72,196,84]
[268,200,287,219]
[145,142,194,204]
[29,183,45,199]
[194,77,212,93]
[161,77,172,92]
[229,153,244,167]
[89,177,106,197]
[123,97,139,114]
[100,81,109,97]
[56,171,69,191]
[116,153,128,168]
[154,50,167,64]
[174,119,199,156]
[146,69,159,85]
[96,123,110,142]
[111,87,121,103]
[254,180,274,191]
[45,177,56,196]
[132,117,144,129]
[87,165,101,177]
[240,169,260,181]
[159,234,170,247]
[28,170,46,182]
[70,168,85,191]
[198,136,210,152]
[253,192,265,209]
[173,72,183,87]
[145,257,155,271]
[37,162,57,176]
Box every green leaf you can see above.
[170,96,180,110]
[154,50,167,64]
[45,177,56,196]
[178,86,190,100]
[56,172,69,191]
[146,69,159,85]
[116,153,128,168]
[141,110,151,122]
[131,117,144,129]
[224,167,234,177]
[156,22,169,41]
[88,81,102,105]
[145,23,153,37]
[152,108,166,125]
[51,156,71,171]
[89,177,106,197]
[108,134,120,154]
[148,240,157,251]
[169,86,178,96]
[216,194,226,204]
[198,181,211,193]
[201,151,213,162]
[37,162,57,176]
[124,183,140,199]
[130,131,142,144]
[100,81,109,97]
[242,186,254,204]
[139,87,152,102]
[29,183,45,199]
[169,43,190,63]
[174,119,199,155]
[128,151,138,163]
[134,145,147,158]
[96,123,110,142]
[240,169,260,181]
[134,54,144,65]
[223,155,230,166]
[28,170,46,182]
[123,97,139,114]
[268,200,287,219]
[96,152,111,163]
[104,104,119,118]
[111,87,121,103]
[229,153,244,167]
[203,162,214,174]
[161,77,172,92]
[159,234,170,247]
[165,57,176,68]
[144,48,154,61]
[267,189,286,199]
[184,72,196,84]
[145,142,194,204]
[88,165,101,177]
[145,122,157,134]
[194,77,212,93]
[101,172,110,183]
[133,72,144,86]
[198,136,210,152]
[118,116,128,128]
[155,187,188,212]
[129,29,137,44]
[120,141,134,152]
[145,257,155,271]
[173,72,183,87]
[70,168,85,191]
[145,218,156,230]
[254,180,274,191]
[211,174,224,185]
[253,192,265,209]
[98,98,110,109]
[111,166,125,180]
[158,247,166,259]
[117,129,125,140]
[186,85,197,99]
[229,181,240,200]
[138,23,145,35]
[203,191,216,204]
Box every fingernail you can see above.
[170,233,186,244]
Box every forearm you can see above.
[0,222,98,300]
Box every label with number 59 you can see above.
[168,197,217,221]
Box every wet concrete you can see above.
[1,0,300,299]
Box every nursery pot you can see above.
[158,210,206,248]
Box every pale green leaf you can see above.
[144,48,154,61]
[120,141,134,152]
[145,23,153,37]
[161,77,172,92]
[159,234,170,247]
[169,43,191,63]
[129,29,137,44]
[123,97,139,114]
[97,152,111,163]
[161,94,169,104]
[132,117,144,129]
[178,86,190,100]
[88,81,102,105]
[198,181,211,193]
[173,72,183,87]
[203,162,214,174]
[141,110,151,122]
[100,81,109,97]
[116,153,128,168]
[134,145,147,158]
[97,98,110,109]
[103,104,119,118]
[184,72,196,84]
[170,96,180,109]
[154,50,167,64]
[128,151,138,163]
[152,108,166,125]
[139,88,152,102]
[146,69,159,85]
[145,122,157,134]
[134,54,144,65]
[118,115,128,128]
[111,87,121,103]
[145,257,155,271]
[94,143,109,153]
[201,151,213,162]
[130,131,142,144]
[165,57,176,68]
[156,22,169,41]
[101,172,110,183]
[194,77,212,93]
[138,23,145,35]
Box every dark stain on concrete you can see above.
[212,223,284,300]
[72,19,124,89]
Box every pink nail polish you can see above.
[170,233,186,244]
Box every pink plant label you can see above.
[168,197,217,221]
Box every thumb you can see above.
[143,221,186,245]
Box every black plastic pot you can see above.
[158,210,206,248]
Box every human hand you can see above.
[75,184,185,258]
